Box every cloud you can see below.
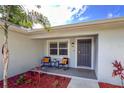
[78,16,90,21]
[24,5,70,27]
[107,13,120,18]
[69,5,88,17]
[77,6,88,17]
[67,5,89,23]
[24,5,89,28]
[107,13,113,18]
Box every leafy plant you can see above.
[112,60,124,87]
[52,80,60,87]
[25,79,32,84]
[16,75,26,85]
[0,5,50,88]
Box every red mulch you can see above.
[0,71,71,88]
[98,82,124,88]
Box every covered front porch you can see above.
[29,23,99,84]
[39,34,98,80]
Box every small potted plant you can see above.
[112,60,124,87]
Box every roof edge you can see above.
[1,17,124,34]
[29,17,124,34]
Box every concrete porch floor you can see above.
[41,67,97,80]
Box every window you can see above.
[59,42,68,55]
[48,41,68,56]
[49,42,57,55]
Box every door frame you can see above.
[75,37,94,70]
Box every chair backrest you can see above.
[61,57,69,65]
[42,56,51,63]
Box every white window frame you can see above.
[49,42,58,55]
[47,39,70,57]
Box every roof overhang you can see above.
[28,17,124,35]
[0,17,124,36]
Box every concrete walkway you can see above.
[68,77,99,88]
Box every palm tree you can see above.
[0,5,50,88]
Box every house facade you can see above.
[0,17,124,86]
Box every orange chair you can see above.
[41,57,51,67]
[58,57,69,70]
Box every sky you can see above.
[25,5,124,28]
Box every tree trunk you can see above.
[2,24,9,88]
[121,77,124,88]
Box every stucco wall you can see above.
[39,28,124,85]
[0,30,43,80]
[98,29,124,85]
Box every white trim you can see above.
[46,39,70,58]
[75,37,94,70]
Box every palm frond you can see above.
[0,5,51,30]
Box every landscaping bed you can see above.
[98,82,124,88]
[0,71,71,88]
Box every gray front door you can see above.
[77,39,92,68]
